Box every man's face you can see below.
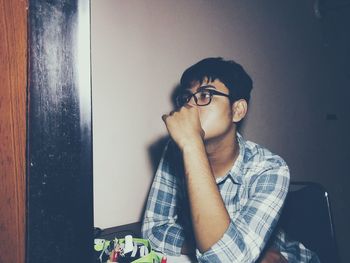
[187,79,235,142]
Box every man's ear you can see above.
[232,99,248,123]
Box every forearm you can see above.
[182,140,230,253]
[142,219,185,256]
[142,143,185,256]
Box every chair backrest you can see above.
[279,182,340,263]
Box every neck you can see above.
[205,127,239,178]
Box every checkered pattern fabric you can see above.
[142,133,319,262]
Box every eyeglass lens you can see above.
[176,90,212,107]
[194,90,211,105]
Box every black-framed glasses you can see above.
[175,85,230,107]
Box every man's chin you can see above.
[203,134,217,144]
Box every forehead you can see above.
[188,79,229,93]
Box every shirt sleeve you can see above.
[196,161,290,263]
[141,141,185,256]
[270,229,321,263]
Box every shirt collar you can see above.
[215,132,245,185]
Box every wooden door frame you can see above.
[0,1,27,262]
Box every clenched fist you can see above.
[162,105,205,150]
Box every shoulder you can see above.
[243,139,288,169]
[240,138,290,187]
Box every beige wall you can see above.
[91,1,349,261]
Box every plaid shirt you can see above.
[142,133,319,262]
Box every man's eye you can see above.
[199,91,211,99]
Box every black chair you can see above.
[94,222,142,240]
[279,182,340,263]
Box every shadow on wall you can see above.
[147,83,182,176]
[139,84,182,221]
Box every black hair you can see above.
[179,57,253,103]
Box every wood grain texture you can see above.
[0,0,27,263]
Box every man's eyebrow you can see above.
[198,85,217,91]
[187,84,216,93]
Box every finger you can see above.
[183,104,193,109]
[178,104,193,114]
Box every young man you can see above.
[142,58,318,262]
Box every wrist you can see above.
[179,136,204,154]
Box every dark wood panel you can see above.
[27,0,93,262]
[0,0,27,262]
